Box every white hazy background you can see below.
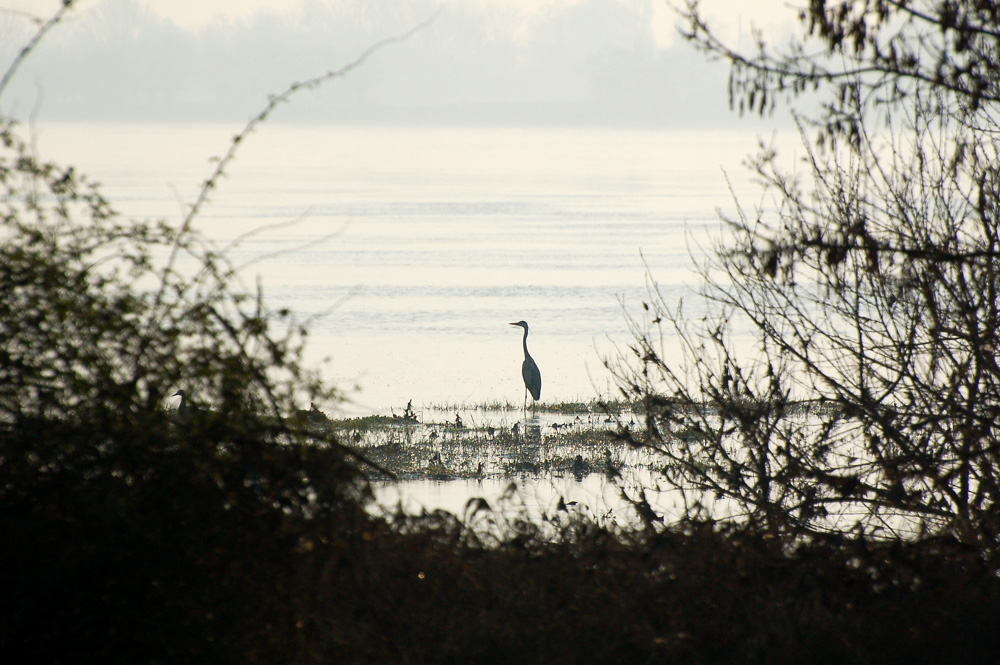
[1,0,799,416]
[1,0,794,125]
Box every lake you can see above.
[33,120,776,515]
[35,122,771,411]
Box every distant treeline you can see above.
[0,0,740,126]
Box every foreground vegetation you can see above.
[4,2,1000,662]
[9,502,1000,663]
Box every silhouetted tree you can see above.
[613,1,1000,550]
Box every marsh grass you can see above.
[320,400,646,480]
[422,396,639,415]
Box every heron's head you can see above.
[509,320,528,330]
[173,389,185,398]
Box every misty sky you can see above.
[0,0,796,127]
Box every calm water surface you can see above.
[39,122,765,414]
[372,470,688,529]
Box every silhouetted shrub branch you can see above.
[610,1,1000,550]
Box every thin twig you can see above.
[0,1,76,99]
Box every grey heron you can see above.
[509,320,541,411]
[173,389,196,418]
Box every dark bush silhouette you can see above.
[1,4,374,660]
[0,89,372,665]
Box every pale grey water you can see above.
[35,121,771,516]
[372,470,686,530]
[38,122,765,415]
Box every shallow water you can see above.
[36,121,769,416]
[371,469,687,529]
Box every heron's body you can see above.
[521,357,541,401]
[173,389,195,418]
[510,321,541,410]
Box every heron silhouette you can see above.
[172,389,198,419]
[509,320,541,411]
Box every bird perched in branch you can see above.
[509,320,541,411]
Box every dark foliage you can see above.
[0,108,369,662]
[7,486,1000,664]
[325,517,1000,664]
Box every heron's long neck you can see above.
[522,327,530,358]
